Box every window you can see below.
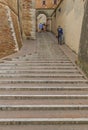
[42,0,46,5]
[53,0,57,5]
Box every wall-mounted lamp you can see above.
[58,8,61,12]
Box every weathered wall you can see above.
[51,0,85,54]
[21,0,36,39]
[78,0,88,76]
[0,0,22,58]
[36,9,54,17]
[51,12,56,34]
[36,0,59,9]
[36,9,54,32]
[6,0,18,14]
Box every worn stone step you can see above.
[11,58,69,61]
[0,83,87,88]
[3,60,71,63]
[0,95,88,99]
[0,68,77,72]
[0,66,76,69]
[1,105,88,110]
[0,77,84,81]
[0,124,87,130]
[0,86,88,91]
[0,69,80,74]
[0,118,87,125]
[0,62,73,66]
[0,89,88,95]
[1,56,68,59]
[0,94,87,105]
[1,57,71,60]
[4,57,69,61]
[13,56,67,58]
[0,105,88,118]
[0,79,87,84]
[0,73,83,78]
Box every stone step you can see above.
[0,89,88,95]
[10,56,69,61]
[0,73,83,78]
[0,68,77,72]
[4,55,67,58]
[0,69,80,74]
[0,66,76,69]
[0,75,82,80]
[0,86,87,90]
[13,56,67,59]
[0,83,87,88]
[0,83,88,88]
[0,62,73,66]
[0,118,87,125]
[4,55,69,61]
[0,94,87,105]
[0,124,87,130]
[14,57,68,60]
[0,95,88,99]
[0,79,87,84]
[1,104,88,110]
[0,105,88,118]
[3,60,71,63]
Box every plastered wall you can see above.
[51,0,85,54]
[78,0,88,76]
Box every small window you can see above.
[42,0,46,5]
[53,0,57,5]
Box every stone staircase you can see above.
[0,33,88,129]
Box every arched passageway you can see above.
[36,14,47,32]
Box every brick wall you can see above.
[0,0,22,58]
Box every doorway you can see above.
[37,14,47,32]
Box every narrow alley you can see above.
[0,32,87,130]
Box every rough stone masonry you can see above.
[0,0,36,58]
[0,0,22,58]
[21,0,36,39]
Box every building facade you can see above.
[36,0,59,9]
[51,0,85,54]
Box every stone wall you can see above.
[51,0,85,54]
[36,0,59,9]
[21,0,36,39]
[78,0,88,76]
[0,0,22,58]
[6,0,18,14]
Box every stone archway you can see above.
[37,14,47,32]
[36,10,54,32]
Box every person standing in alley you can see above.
[57,26,64,45]
[39,23,43,32]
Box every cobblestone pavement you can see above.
[0,32,87,130]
